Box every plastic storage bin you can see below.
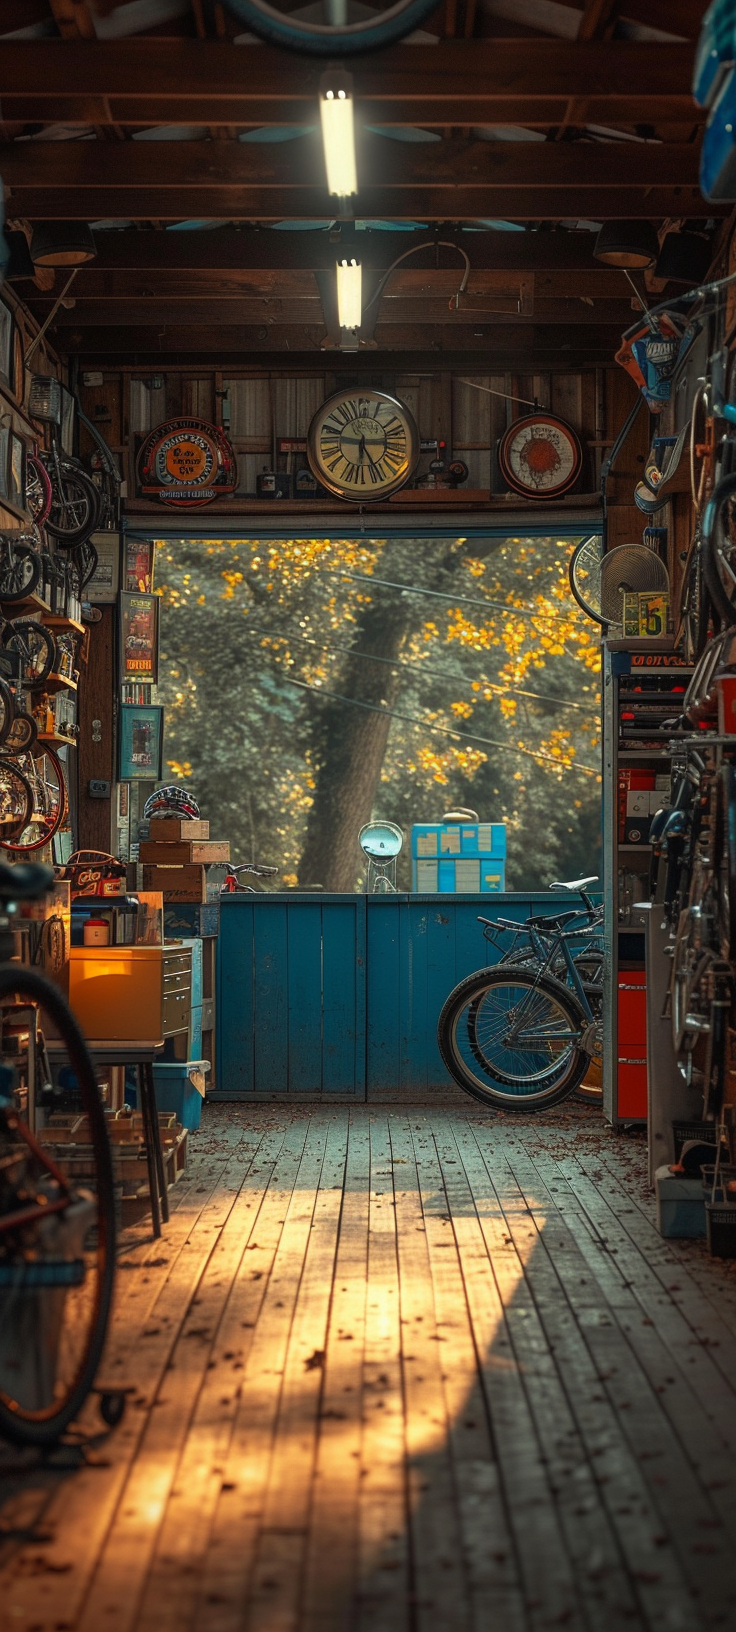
[152,1060,210,1130]
[655,1164,706,1239]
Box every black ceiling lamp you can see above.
[3,230,36,279]
[29,221,97,267]
[593,220,659,269]
[655,230,712,286]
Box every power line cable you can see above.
[326,567,594,629]
[281,675,600,776]
[242,619,598,713]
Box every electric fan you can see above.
[599,544,670,625]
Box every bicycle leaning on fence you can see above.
[437,877,603,1113]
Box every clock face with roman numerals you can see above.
[307,389,419,502]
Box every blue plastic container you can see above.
[152,1060,210,1130]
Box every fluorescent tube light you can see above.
[320,69,357,198]
[336,259,362,331]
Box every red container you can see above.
[618,972,647,1119]
[717,675,736,734]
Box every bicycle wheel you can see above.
[568,535,604,623]
[44,460,100,545]
[3,711,37,752]
[1,746,67,853]
[0,540,41,604]
[0,678,14,748]
[504,945,603,1103]
[702,473,736,627]
[715,761,736,959]
[0,756,34,843]
[1,618,55,688]
[0,966,115,1447]
[74,537,98,590]
[437,967,590,1112]
[25,454,52,528]
[224,0,440,54]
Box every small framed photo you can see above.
[120,591,159,683]
[0,305,12,387]
[125,537,155,593]
[9,432,25,509]
[118,703,164,781]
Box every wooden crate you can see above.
[139,839,230,865]
[142,863,208,902]
[148,816,210,842]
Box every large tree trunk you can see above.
[297,570,410,890]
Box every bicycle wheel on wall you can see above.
[224,0,441,54]
[1,746,67,853]
[437,967,591,1112]
[0,967,115,1447]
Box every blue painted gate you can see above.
[215,891,587,1099]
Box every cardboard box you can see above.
[148,816,210,842]
[139,840,230,865]
[142,863,209,902]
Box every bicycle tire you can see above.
[437,967,590,1112]
[25,454,52,528]
[1,745,67,853]
[0,677,14,748]
[714,761,736,960]
[224,0,440,54]
[44,460,100,546]
[3,712,37,752]
[0,755,34,842]
[1,618,55,689]
[568,535,604,624]
[702,472,736,627]
[0,966,115,1446]
[504,945,603,1103]
[0,541,41,605]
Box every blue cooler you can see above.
[152,1060,210,1130]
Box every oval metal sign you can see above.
[137,417,238,508]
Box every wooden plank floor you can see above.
[3,1103,736,1632]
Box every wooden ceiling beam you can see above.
[41,296,636,326]
[0,39,701,115]
[53,323,623,361]
[7,185,717,219]
[0,136,702,190]
[5,229,644,274]
[0,93,701,125]
[12,267,641,299]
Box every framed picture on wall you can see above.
[120,591,159,683]
[118,703,164,781]
[9,433,25,509]
[0,305,12,388]
[0,427,9,500]
[125,537,155,593]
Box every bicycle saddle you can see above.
[0,862,54,900]
[550,876,599,891]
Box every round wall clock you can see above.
[498,413,582,500]
[137,418,237,508]
[307,389,419,502]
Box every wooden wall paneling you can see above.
[603,367,649,550]
[77,604,116,852]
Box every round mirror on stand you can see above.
[359,820,403,893]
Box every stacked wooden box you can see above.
[140,816,229,902]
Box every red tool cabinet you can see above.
[617,971,647,1119]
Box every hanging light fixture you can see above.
[593,220,659,268]
[319,69,358,200]
[3,230,36,280]
[655,230,712,286]
[30,221,97,267]
[336,259,362,331]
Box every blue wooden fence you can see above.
[215,891,587,1099]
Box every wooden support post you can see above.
[77,604,116,852]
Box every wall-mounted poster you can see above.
[9,433,25,509]
[120,591,159,683]
[86,532,120,604]
[0,305,12,388]
[125,537,155,593]
[119,703,164,781]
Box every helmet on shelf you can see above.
[143,784,200,820]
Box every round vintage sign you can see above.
[137,418,237,508]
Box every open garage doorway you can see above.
[123,527,602,892]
